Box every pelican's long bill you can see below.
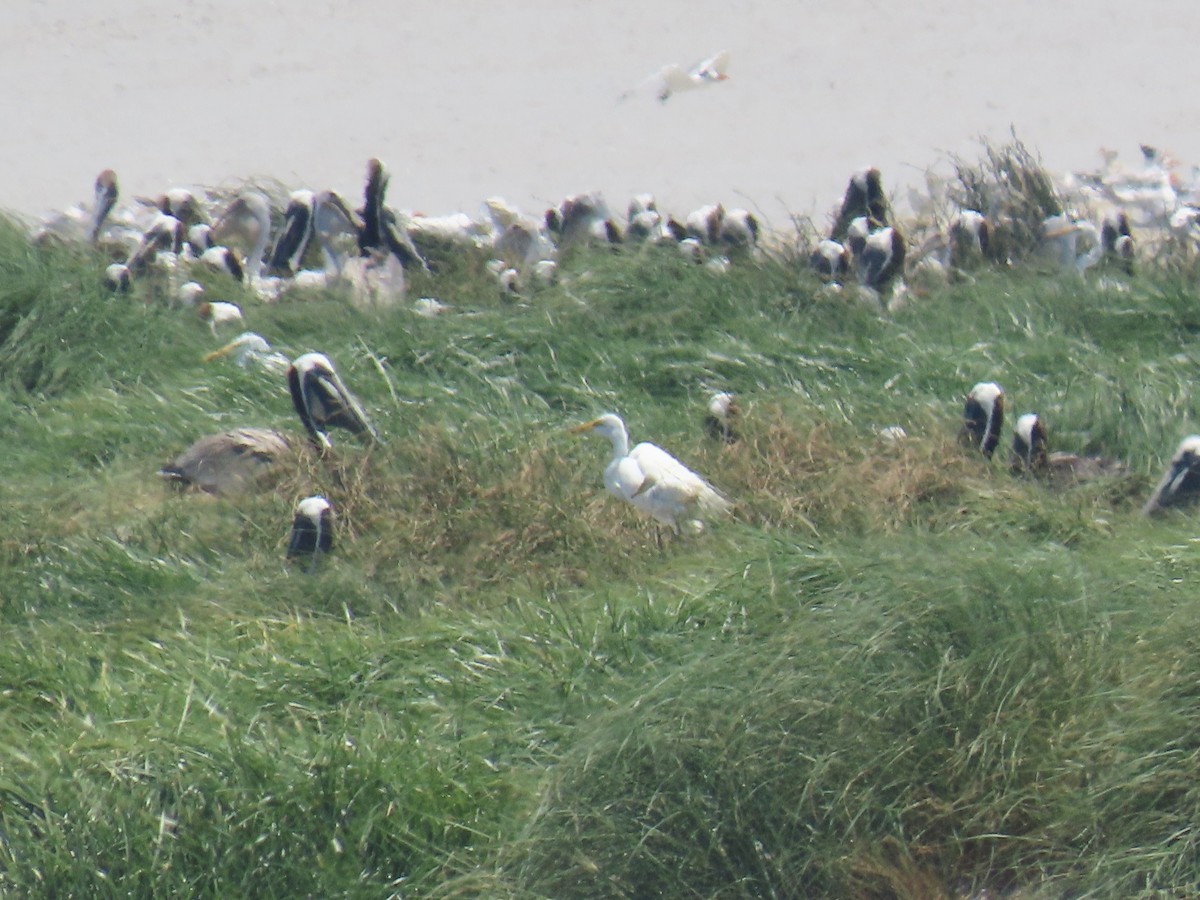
[287,352,380,449]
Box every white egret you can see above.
[572,413,730,534]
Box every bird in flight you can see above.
[620,50,731,103]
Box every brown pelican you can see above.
[858,226,906,293]
[1144,435,1200,514]
[126,212,184,275]
[703,392,739,444]
[356,158,429,273]
[545,192,621,251]
[159,427,292,496]
[287,495,334,565]
[266,190,315,277]
[718,209,759,254]
[104,263,131,293]
[685,203,725,244]
[831,167,890,241]
[287,352,380,449]
[810,239,851,282]
[89,169,120,242]
[34,169,120,246]
[212,191,273,283]
[199,245,246,282]
[1100,211,1135,274]
[573,412,731,534]
[1011,413,1126,483]
[961,382,1004,459]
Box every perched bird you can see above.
[1010,413,1126,483]
[858,226,906,293]
[572,412,731,534]
[810,238,851,282]
[158,427,291,496]
[1143,435,1200,515]
[831,167,890,241]
[1041,214,1104,273]
[1100,211,1135,274]
[287,495,334,564]
[961,382,1005,459]
[266,189,316,277]
[703,392,739,444]
[196,300,244,334]
[287,352,380,449]
[624,49,731,103]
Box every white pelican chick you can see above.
[287,352,380,449]
[158,427,291,496]
[287,495,334,565]
[572,412,731,534]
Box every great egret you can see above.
[572,413,730,534]
[624,49,731,103]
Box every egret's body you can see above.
[628,49,731,103]
[573,413,730,533]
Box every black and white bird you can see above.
[1143,435,1200,514]
[810,239,851,282]
[857,226,906,293]
[1010,413,1126,484]
[266,189,316,277]
[287,495,334,564]
[961,382,1005,459]
[1100,211,1135,275]
[357,158,429,273]
[287,352,380,450]
[831,167,890,242]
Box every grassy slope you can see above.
[0,215,1199,898]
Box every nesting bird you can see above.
[287,495,335,565]
[1143,435,1200,515]
[572,412,731,534]
[831,167,890,241]
[961,382,1005,459]
[287,352,380,449]
[1010,413,1126,484]
[158,427,292,496]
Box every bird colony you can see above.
[25,139,1200,555]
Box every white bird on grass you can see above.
[622,49,731,103]
[572,412,731,534]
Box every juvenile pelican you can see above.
[961,382,1004,459]
[287,352,380,449]
[212,191,273,282]
[572,412,731,534]
[287,495,334,564]
[158,427,292,496]
[1144,435,1200,514]
[266,190,316,277]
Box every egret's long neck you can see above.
[606,424,630,460]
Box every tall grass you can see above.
[1,174,1200,897]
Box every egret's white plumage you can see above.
[204,331,290,371]
[573,413,730,533]
[626,49,731,103]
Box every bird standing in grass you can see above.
[1144,435,1200,514]
[961,382,1005,459]
[287,352,380,450]
[703,392,739,444]
[287,496,334,569]
[572,413,730,534]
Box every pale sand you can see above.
[1,1,1192,229]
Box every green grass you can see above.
[2,194,1200,898]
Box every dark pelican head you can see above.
[287,495,335,563]
[1144,435,1200,515]
[287,352,380,449]
[961,382,1005,459]
[1011,413,1048,472]
[267,189,315,277]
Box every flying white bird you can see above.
[621,50,731,103]
[572,412,730,534]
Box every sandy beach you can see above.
[2,1,1195,229]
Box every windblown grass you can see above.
[2,178,1200,898]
